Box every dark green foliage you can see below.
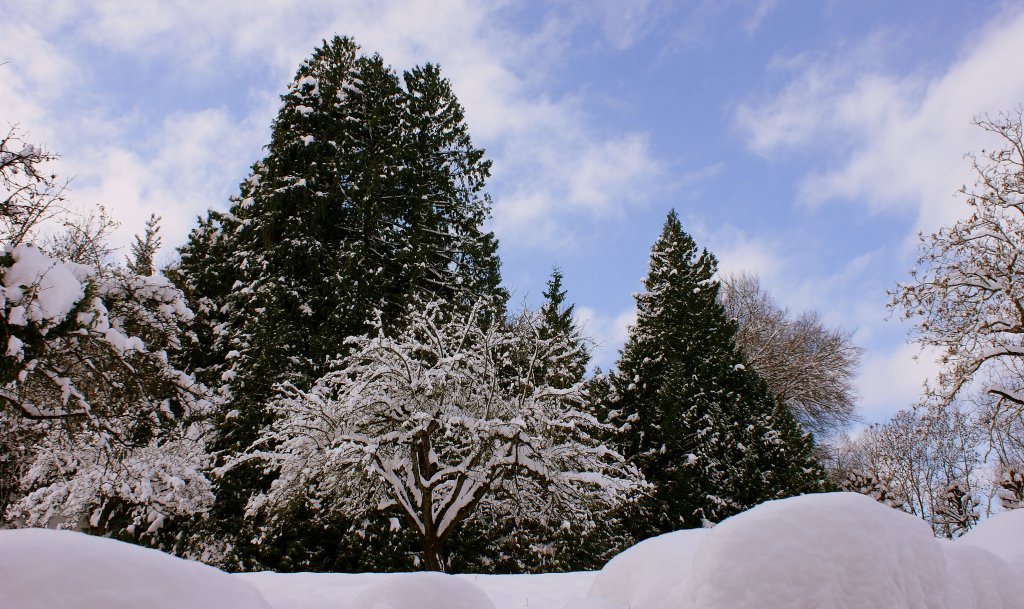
[610,211,823,538]
[170,36,504,570]
[536,268,588,388]
[127,214,162,276]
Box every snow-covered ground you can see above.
[3,493,1023,609]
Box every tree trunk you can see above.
[422,534,444,571]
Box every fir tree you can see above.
[536,268,588,388]
[610,210,822,536]
[127,214,162,276]
[170,36,505,569]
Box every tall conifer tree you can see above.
[611,211,822,536]
[171,36,504,569]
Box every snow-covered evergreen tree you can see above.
[536,268,588,389]
[236,299,641,571]
[127,214,162,277]
[610,210,822,535]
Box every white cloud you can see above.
[62,108,267,252]
[1,0,668,258]
[711,230,786,283]
[856,343,942,425]
[576,304,637,371]
[736,8,1024,235]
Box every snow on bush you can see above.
[584,529,707,609]
[581,492,1024,609]
[0,528,271,609]
[351,572,495,609]
[0,243,213,536]
[959,507,1024,569]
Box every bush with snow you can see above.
[351,572,495,609]
[240,299,641,571]
[582,492,1024,609]
[0,529,270,609]
[0,242,213,538]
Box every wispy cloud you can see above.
[1,0,669,256]
[735,8,1024,235]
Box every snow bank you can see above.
[240,571,594,609]
[958,507,1024,569]
[0,528,271,609]
[581,492,1024,609]
[583,529,707,609]
[678,493,953,609]
[351,571,495,609]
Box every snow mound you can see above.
[940,542,1024,609]
[958,507,1024,569]
[0,528,271,609]
[584,528,708,609]
[351,571,496,609]
[677,492,1024,609]
[583,493,1024,609]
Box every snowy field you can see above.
[3,493,1023,609]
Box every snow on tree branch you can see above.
[891,108,1024,462]
[237,299,643,570]
[0,126,68,247]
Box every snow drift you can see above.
[583,528,707,609]
[0,528,271,609]
[582,492,1024,609]
[4,493,1024,609]
[351,571,495,609]
[959,505,1024,569]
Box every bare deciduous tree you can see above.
[830,406,983,538]
[891,109,1024,459]
[720,273,862,436]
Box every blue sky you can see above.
[4,1,1024,425]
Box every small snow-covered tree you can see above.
[997,465,1024,510]
[892,109,1024,459]
[0,244,213,541]
[720,273,861,437]
[933,481,980,538]
[127,214,162,276]
[239,299,641,571]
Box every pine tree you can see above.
[536,268,588,388]
[610,210,822,536]
[170,36,504,569]
[127,214,162,276]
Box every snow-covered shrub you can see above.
[351,572,495,609]
[0,243,213,538]
[0,528,271,609]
